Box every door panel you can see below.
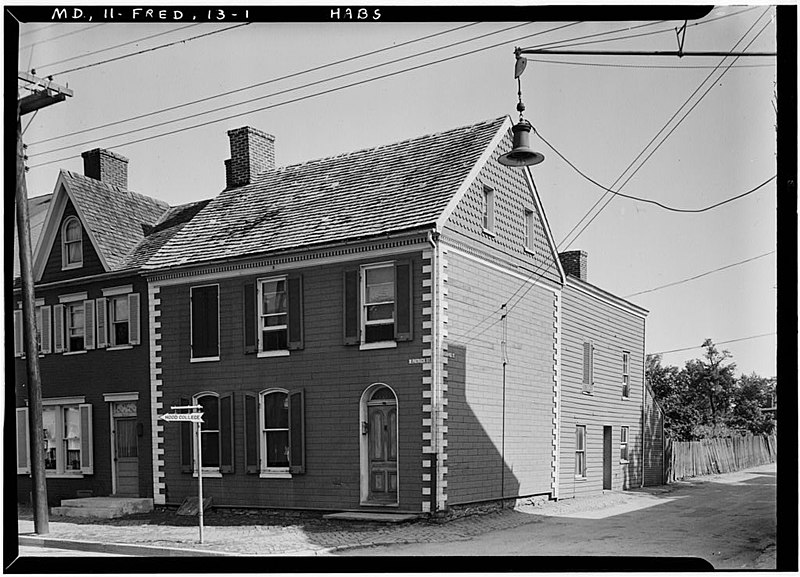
[367,403,398,503]
[114,417,139,496]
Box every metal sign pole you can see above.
[196,417,204,544]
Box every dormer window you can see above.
[62,217,83,269]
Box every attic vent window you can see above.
[61,216,83,270]
[482,185,495,234]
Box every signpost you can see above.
[160,405,204,543]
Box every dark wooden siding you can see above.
[157,252,425,511]
[15,275,153,505]
[643,384,665,486]
[558,280,646,498]
[40,198,106,283]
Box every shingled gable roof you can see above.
[32,169,179,280]
[144,116,511,271]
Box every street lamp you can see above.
[498,51,545,168]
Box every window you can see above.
[620,426,629,463]
[622,351,631,398]
[109,296,130,346]
[13,303,51,357]
[54,294,93,353]
[66,302,85,351]
[97,289,141,349]
[575,425,586,478]
[190,285,219,360]
[582,342,594,394]
[180,392,233,475]
[61,216,83,269]
[261,390,289,473]
[482,185,495,233]
[363,264,395,344]
[259,277,288,352]
[17,399,93,475]
[524,208,535,252]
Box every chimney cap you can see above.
[226,126,275,141]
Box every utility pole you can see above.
[16,71,73,535]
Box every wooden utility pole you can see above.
[16,71,73,535]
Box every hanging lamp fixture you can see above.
[498,50,545,168]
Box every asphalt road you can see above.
[336,464,777,569]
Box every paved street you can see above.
[336,464,776,569]
[17,546,129,557]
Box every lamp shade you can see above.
[498,119,544,167]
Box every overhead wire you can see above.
[523,58,774,69]
[19,23,105,50]
[19,22,61,37]
[623,250,776,298]
[29,21,584,167]
[650,332,777,356]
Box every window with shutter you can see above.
[394,261,412,342]
[257,277,289,355]
[79,404,94,474]
[243,284,257,354]
[243,393,259,473]
[36,398,92,476]
[287,275,304,351]
[83,300,96,350]
[343,269,360,345]
[259,389,290,476]
[40,305,52,354]
[128,293,141,345]
[220,393,234,474]
[53,304,65,353]
[96,298,108,348]
[582,342,594,394]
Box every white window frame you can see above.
[259,389,291,478]
[61,216,83,270]
[108,294,132,347]
[620,426,630,463]
[524,207,536,253]
[482,185,495,234]
[575,425,587,479]
[622,351,631,399]
[65,301,85,353]
[192,392,221,475]
[41,396,91,477]
[257,276,289,357]
[360,262,396,348]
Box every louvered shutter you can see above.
[243,393,259,473]
[40,305,52,354]
[179,397,193,473]
[14,310,23,357]
[243,284,257,354]
[128,293,141,346]
[287,275,304,350]
[84,300,96,350]
[582,342,594,393]
[16,408,30,474]
[343,269,360,345]
[220,393,234,474]
[79,403,94,474]
[35,306,43,353]
[53,304,65,353]
[96,298,107,348]
[394,261,413,342]
[288,389,305,474]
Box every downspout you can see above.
[427,230,440,514]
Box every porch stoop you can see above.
[51,497,154,519]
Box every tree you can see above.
[728,373,776,435]
[682,339,737,437]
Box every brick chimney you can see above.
[81,148,129,189]
[224,126,275,188]
[559,250,588,281]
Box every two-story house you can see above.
[13,149,208,507]
[141,117,654,515]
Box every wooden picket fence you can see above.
[665,434,776,483]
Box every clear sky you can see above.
[14,4,778,377]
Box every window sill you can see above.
[619,460,630,465]
[581,390,593,396]
[192,470,222,478]
[46,472,85,479]
[259,471,292,479]
[63,350,87,356]
[360,341,398,351]
[257,350,290,358]
[482,228,496,237]
[190,356,220,363]
[61,263,83,271]
[621,396,630,401]
[574,475,587,481]
[106,345,133,351]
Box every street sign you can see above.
[159,412,204,423]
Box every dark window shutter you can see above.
[243,283,257,354]
[582,342,594,393]
[343,269,360,345]
[220,393,234,473]
[243,393,259,474]
[179,397,193,473]
[288,389,305,474]
[191,286,219,358]
[394,260,413,342]
[287,275,304,350]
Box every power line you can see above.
[650,332,777,356]
[523,57,774,70]
[19,23,61,37]
[624,250,776,298]
[19,23,105,50]
[535,131,776,213]
[36,23,202,70]
[29,22,582,167]
[28,22,485,148]
[47,22,251,77]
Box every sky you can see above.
[12,4,779,378]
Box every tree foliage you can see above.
[646,340,776,441]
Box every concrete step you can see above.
[323,512,421,523]
[51,497,153,519]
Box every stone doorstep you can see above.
[51,497,154,519]
[323,512,422,523]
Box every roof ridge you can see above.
[62,169,169,210]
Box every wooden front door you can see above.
[367,400,398,503]
[114,417,139,496]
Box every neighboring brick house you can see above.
[13,149,208,505]
[141,116,654,515]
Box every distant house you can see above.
[13,149,208,506]
[139,117,653,514]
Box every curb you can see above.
[18,535,238,557]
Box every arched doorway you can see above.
[360,384,398,505]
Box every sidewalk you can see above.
[16,463,776,557]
